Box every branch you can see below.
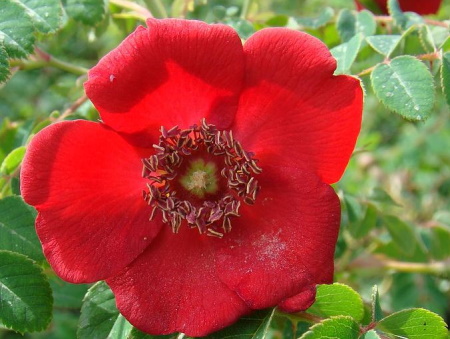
[10,48,88,76]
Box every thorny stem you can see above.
[357,51,442,76]
[10,48,88,76]
[349,255,450,278]
[240,0,253,20]
[374,15,449,28]
[53,94,89,122]
[110,0,153,19]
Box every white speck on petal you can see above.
[109,74,115,82]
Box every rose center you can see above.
[179,159,218,198]
[141,119,262,238]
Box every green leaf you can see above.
[355,10,376,37]
[0,0,35,58]
[418,25,435,53]
[383,215,417,255]
[128,327,177,339]
[0,146,26,175]
[429,225,450,260]
[294,7,334,30]
[300,316,360,339]
[64,0,106,26]
[387,0,406,29]
[357,0,382,13]
[331,33,362,75]
[265,15,288,27]
[371,56,435,121]
[0,45,10,83]
[366,35,402,57]
[344,195,363,224]
[336,9,375,42]
[0,250,53,333]
[360,330,381,339]
[202,308,276,339]
[369,188,401,206]
[78,281,124,339]
[337,9,356,42]
[371,285,383,322]
[109,314,133,339]
[377,309,447,339]
[0,196,43,262]
[441,52,450,107]
[16,0,64,34]
[307,283,364,322]
[349,203,377,239]
[50,276,89,309]
[225,19,255,39]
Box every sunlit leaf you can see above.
[16,0,64,34]
[0,250,53,333]
[366,35,401,57]
[307,283,365,322]
[360,330,382,339]
[109,314,133,339]
[0,196,43,262]
[371,56,435,121]
[300,316,359,339]
[0,0,35,58]
[377,309,447,339]
[0,146,26,175]
[331,33,362,74]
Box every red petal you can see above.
[358,0,442,14]
[21,121,160,283]
[233,28,363,184]
[278,285,316,313]
[85,19,244,141]
[107,227,250,337]
[213,162,340,309]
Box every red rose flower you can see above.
[21,19,363,336]
[355,0,442,15]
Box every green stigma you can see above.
[179,159,218,198]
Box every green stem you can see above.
[143,0,168,18]
[10,48,88,76]
[110,0,153,19]
[384,260,450,278]
[357,51,441,77]
[240,0,253,20]
[374,15,449,28]
[349,255,450,278]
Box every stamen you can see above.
[142,119,262,237]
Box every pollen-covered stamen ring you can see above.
[141,119,262,237]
